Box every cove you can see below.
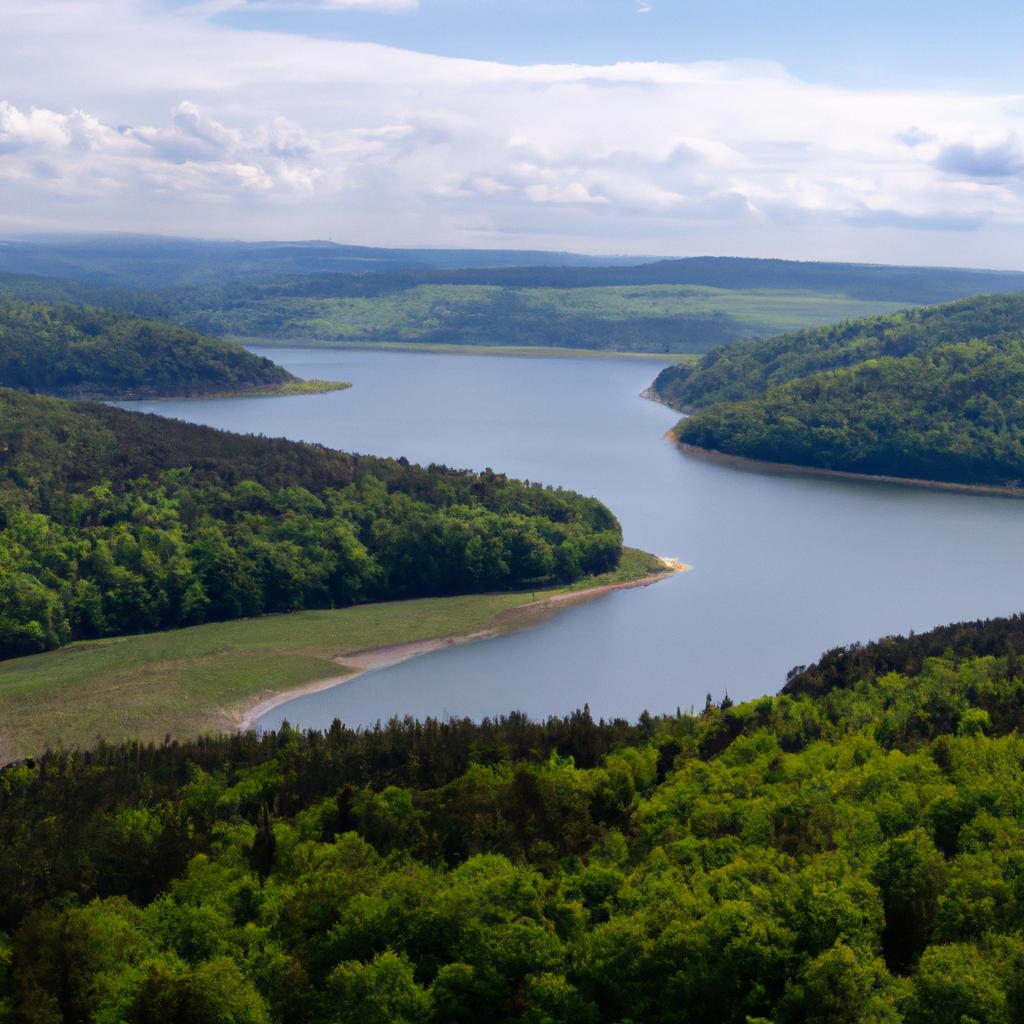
[124,347,1024,730]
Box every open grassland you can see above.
[210,284,912,353]
[0,549,667,759]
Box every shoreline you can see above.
[241,339,694,363]
[671,438,1024,500]
[639,388,1024,500]
[639,385,685,410]
[115,379,351,403]
[236,558,688,732]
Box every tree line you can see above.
[5,612,1024,1020]
[0,389,621,659]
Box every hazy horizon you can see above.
[3,1,1024,269]
[4,230,1024,277]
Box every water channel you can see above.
[125,347,1024,729]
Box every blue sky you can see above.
[1,0,1023,267]
[215,0,1024,92]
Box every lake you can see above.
[125,347,1024,730]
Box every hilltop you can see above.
[5,238,1024,354]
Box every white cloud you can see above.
[1,0,1024,265]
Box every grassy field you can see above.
[0,549,668,760]
[203,284,914,354]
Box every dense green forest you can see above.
[0,389,621,660]
[0,236,635,288]
[184,284,762,352]
[651,293,1024,486]
[7,237,1024,353]
[5,613,1024,1021]
[89,256,1024,353]
[5,236,1023,298]
[0,299,298,399]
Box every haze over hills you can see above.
[0,235,653,290]
[2,235,1022,298]
[4,236,1024,354]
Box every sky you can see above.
[2,0,1024,267]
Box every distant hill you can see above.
[2,236,1021,300]
[215,256,1024,304]
[0,298,297,399]
[0,234,648,289]
[137,259,1024,354]
[652,292,1024,487]
[4,237,1024,353]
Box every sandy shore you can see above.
[237,559,688,732]
[671,439,1024,500]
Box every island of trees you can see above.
[4,612,1024,1022]
[651,292,1024,488]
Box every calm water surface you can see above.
[126,348,1024,729]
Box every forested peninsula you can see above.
[5,612,1024,1022]
[0,299,342,400]
[0,388,622,659]
[652,293,1024,487]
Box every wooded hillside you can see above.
[0,299,294,399]
[0,390,621,659]
[652,293,1024,486]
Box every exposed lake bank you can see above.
[236,556,687,732]
[671,439,1024,501]
[123,347,1024,733]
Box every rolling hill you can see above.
[652,293,1024,487]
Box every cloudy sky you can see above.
[2,0,1024,266]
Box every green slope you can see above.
[0,298,308,399]
[199,284,912,354]
[11,248,1024,356]
[0,389,622,661]
[652,293,1024,487]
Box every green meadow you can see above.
[204,284,912,354]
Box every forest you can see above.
[5,612,1024,1022]
[0,389,622,660]
[7,241,1024,354]
[72,257,1024,353]
[651,293,1024,487]
[4,236,1023,298]
[0,299,299,400]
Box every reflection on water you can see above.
[124,348,1024,729]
